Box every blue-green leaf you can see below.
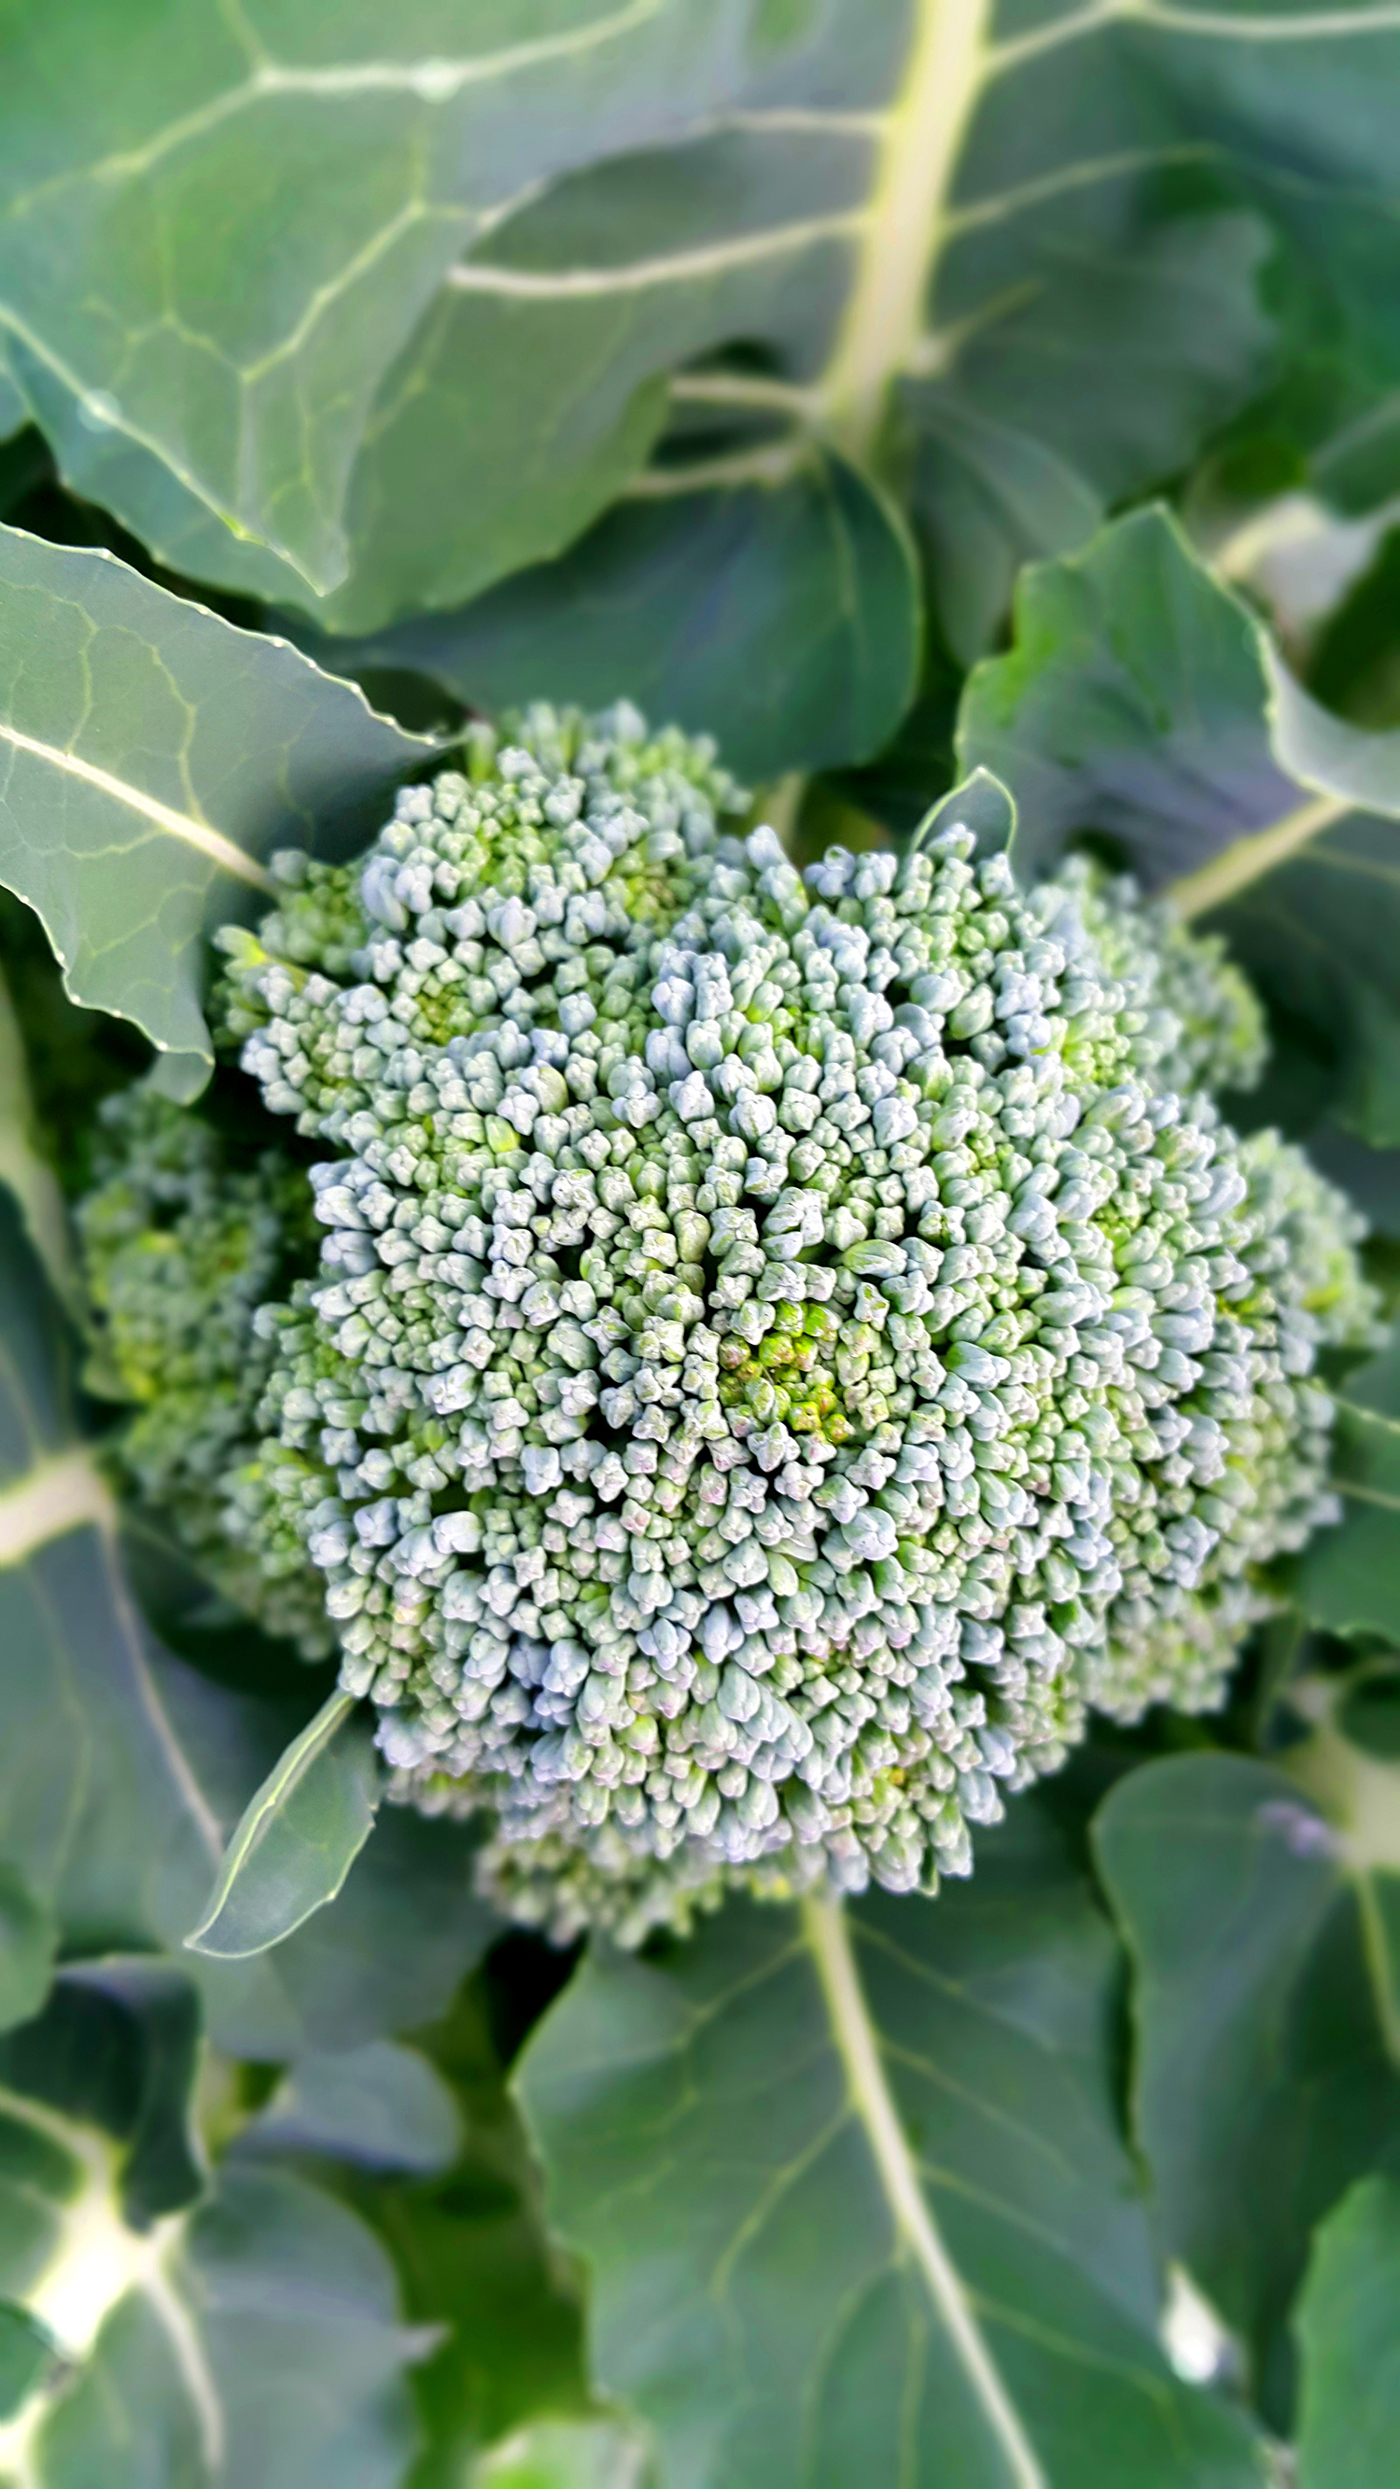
[1295,2175,1400,2489]
[239,2040,460,2177]
[1095,1754,1400,2432]
[187,1691,379,1961]
[309,449,922,781]
[0,523,430,1098]
[1298,1322,1400,1644]
[0,1864,54,2041]
[0,1192,493,2057]
[518,1802,1267,2488]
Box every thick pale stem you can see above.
[822,0,993,458]
[1169,792,1347,920]
[802,1896,1046,2489]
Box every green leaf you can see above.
[1094,1754,1400,2431]
[472,2419,650,2489]
[343,1971,592,2489]
[911,766,1016,859]
[0,2144,425,2489]
[239,2040,460,2176]
[955,503,1400,1152]
[1295,2174,1400,2489]
[1298,1322,1400,1643]
[0,2303,55,2425]
[10,0,1295,661]
[307,450,922,782]
[0,0,773,597]
[905,397,1103,671]
[3,276,670,636]
[0,1194,493,2058]
[0,1186,82,1501]
[906,209,1274,663]
[518,1801,1267,2488]
[0,963,80,1327]
[1209,806,1400,1156]
[0,523,431,1097]
[956,505,1299,888]
[0,1961,428,2484]
[0,1963,206,2227]
[187,1691,379,1961]
[0,1870,55,2045]
[0,354,23,451]
[1336,1666,1400,1763]
[0,1518,491,2057]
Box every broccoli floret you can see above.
[76,1085,330,1657]
[1034,856,1268,1098]
[76,704,1380,1939]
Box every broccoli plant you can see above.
[1,6,1400,2486]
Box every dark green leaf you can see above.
[11,2163,424,2489]
[473,2419,651,2489]
[0,1867,54,2043]
[122,1638,499,2061]
[1212,811,1400,1156]
[907,211,1272,663]
[0,1197,494,2058]
[955,505,1400,1155]
[239,2041,460,2177]
[309,450,922,782]
[171,2166,426,2489]
[905,395,1102,671]
[0,1956,426,2485]
[1094,1754,1400,2431]
[0,964,81,1327]
[0,2302,55,2424]
[187,1691,380,1962]
[1298,1323,1400,1643]
[344,1970,592,2489]
[956,506,1296,887]
[1294,2174,1400,2489]
[1336,1667,1400,1763]
[0,1187,78,1498]
[518,1801,1266,2488]
[0,359,23,452]
[0,1963,205,2227]
[0,524,430,1097]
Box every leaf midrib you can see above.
[801,1894,1047,2489]
[0,715,272,892]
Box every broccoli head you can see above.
[78,704,1378,1939]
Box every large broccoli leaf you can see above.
[0,0,766,599]
[0,523,432,1095]
[1095,1751,1400,2436]
[310,447,922,782]
[1293,2174,1400,2489]
[0,1188,496,2061]
[517,1799,1267,2489]
[335,1970,597,2489]
[0,1967,427,2488]
[956,505,1400,1176]
[0,0,1307,680]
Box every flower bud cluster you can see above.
[76,1085,329,1654]
[188,702,1378,1936]
[1039,857,1267,1098]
